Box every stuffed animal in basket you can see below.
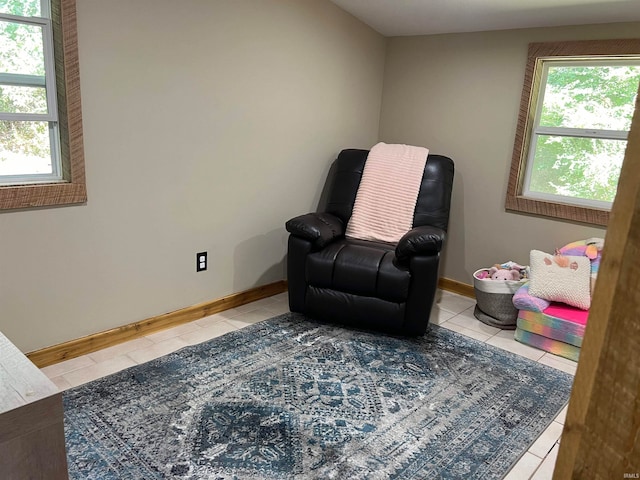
[489,266,521,281]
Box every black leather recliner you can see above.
[285,148,454,335]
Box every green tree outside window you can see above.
[527,64,640,204]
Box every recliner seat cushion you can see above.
[305,239,410,303]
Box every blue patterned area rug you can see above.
[63,313,572,479]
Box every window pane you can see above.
[0,119,52,175]
[0,19,45,76]
[528,134,625,203]
[0,0,41,17]
[539,65,640,131]
[0,84,47,113]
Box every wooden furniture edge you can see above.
[438,277,475,298]
[27,280,288,368]
[554,75,640,477]
[1,333,68,479]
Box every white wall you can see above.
[379,22,640,283]
[0,0,386,352]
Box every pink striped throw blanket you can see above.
[346,142,429,243]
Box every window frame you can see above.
[505,39,640,226]
[0,0,86,210]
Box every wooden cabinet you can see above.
[0,332,68,479]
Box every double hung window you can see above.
[1,0,61,184]
[0,0,86,210]
[506,40,640,225]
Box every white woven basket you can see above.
[473,268,528,327]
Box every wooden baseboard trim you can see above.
[28,278,472,368]
[438,277,475,298]
[27,280,288,368]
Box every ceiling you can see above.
[329,0,640,36]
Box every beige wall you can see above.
[380,22,640,283]
[3,3,637,353]
[0,0,386,352]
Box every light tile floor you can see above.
[41,289,574,479]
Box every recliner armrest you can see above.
[285,212,344,248]
[396,226,446,263]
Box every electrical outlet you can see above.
[196,252,207,272]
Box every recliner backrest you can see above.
[413,154,455,231]
[321,149,367,224]
[321,149,454,232]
